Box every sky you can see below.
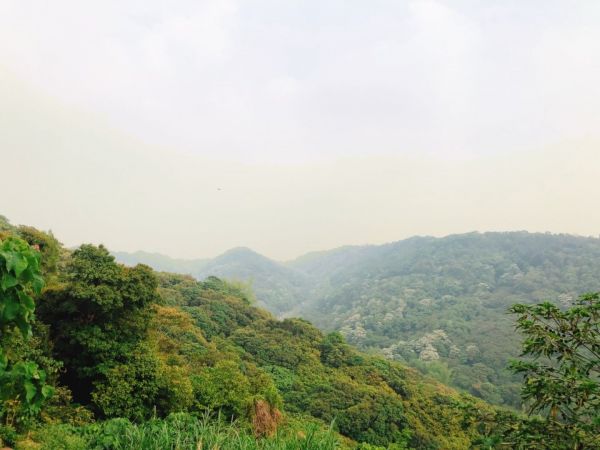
[1,0,600,260]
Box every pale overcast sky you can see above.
[1,1,600,259]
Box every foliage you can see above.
[17,225,62,277]
[507,293,600,448]
[18,413,340,450]
[37,244,160,416]
[0,236,45,337]
[0,236,53,428]
[320,332,363,368]
[186,276,488,447]
[192,360,254,419]
[2,220,523,448]
[91,345,162,421]
[40,386,94,427]
[115,247,311,315]
[134,271,492,447]
[117,232,600,408]
[457,294,600,449]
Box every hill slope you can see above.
[2,216,497,448]
[115,231,600,407]
[115,247,310,314]
[155,272,491,448]
[289,232,600,407]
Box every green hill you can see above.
[113,247,310,315]
[115,231,600,408]
[288,232,600,408]
[1,217,498,449]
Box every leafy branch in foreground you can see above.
[457,294,599,449]
[0,236,54,428]
[507,293,600,448]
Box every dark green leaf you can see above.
[24,381,37,403]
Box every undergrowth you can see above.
[14,413,340,450]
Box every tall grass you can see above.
[23,413,340,450]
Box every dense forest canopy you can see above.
[2,215,598,449]
[0,216,496,449]
[115,232,600,408]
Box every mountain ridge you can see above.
[113,230,600,408]
[115,230,600,271]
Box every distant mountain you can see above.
[194,247,312,313]
[112,250,208,274]
[114,231,600,408]
[114,247,310,314]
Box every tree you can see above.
[320,332,356,368]
[191,360,253,419]
[507,293,600,448]
[38,244,160,414]
[91,344,162,421]
[17,226,61,277]
[0,236,53,428]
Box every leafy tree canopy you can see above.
[38,244,160,411]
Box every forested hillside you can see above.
[0,216,501,449]
[2,216,599,448]
[116,232,600,408]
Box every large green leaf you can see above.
[14,315,32,339]
[19,266,34,283]
[32,273,45,294]
[41,384,54,399]
[3,293,20,321]
[3,250,28,277]
[0,273,17,291]
[24,380,37,403]
[17,290,35,313]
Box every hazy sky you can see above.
[1,1,600,259]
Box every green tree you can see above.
[91,345,161,421]
[0,236,53,428]
[320,332,356,368]
[507,293,600,448]
[191,360,253,419]
[38,244,160,415]
[17,226,62,277]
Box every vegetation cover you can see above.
[117,232,600,409]
[1,216,598,449]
